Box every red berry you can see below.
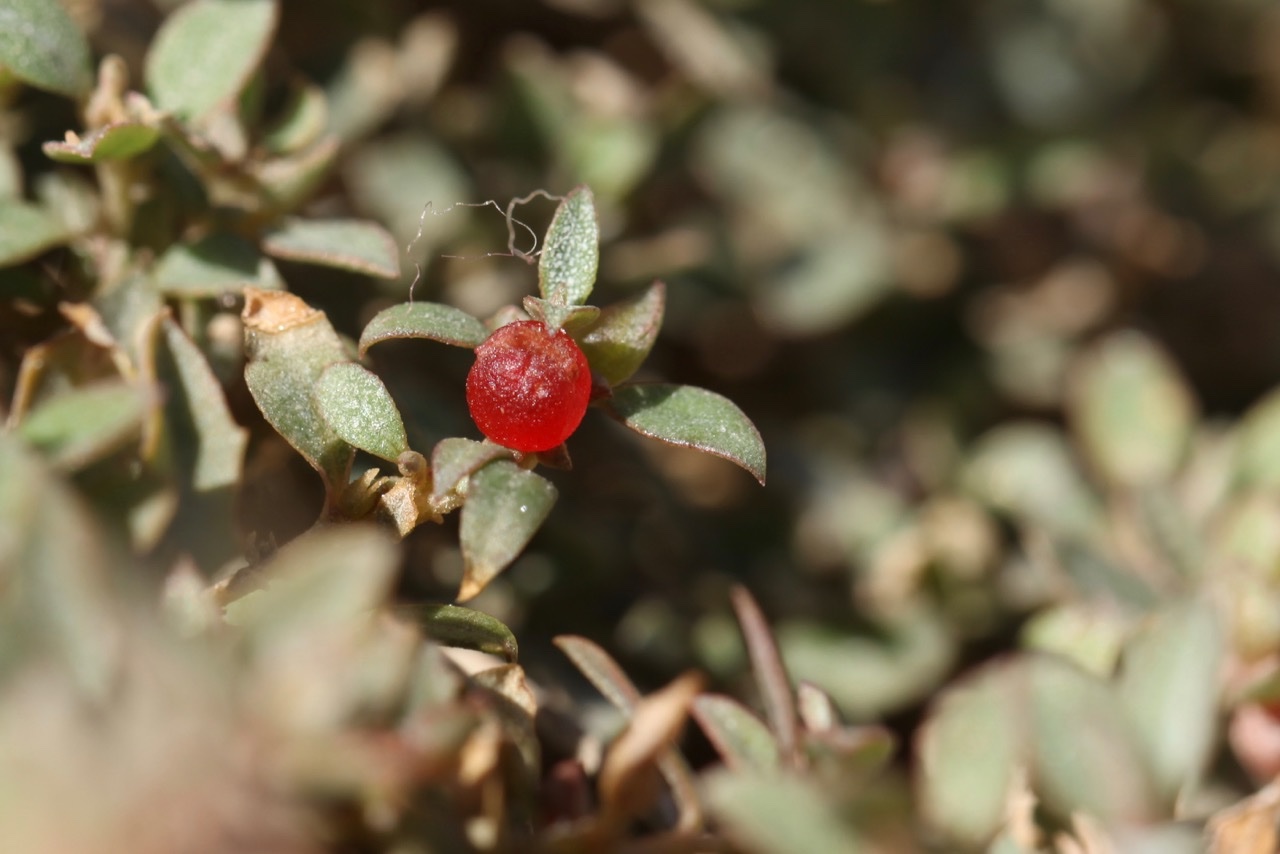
[466,320,592,452]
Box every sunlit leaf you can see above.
[538,185,598,306]
[1068,331,1195,488]
[692,693,780,772]
[262,217,400,279]
[578,280,664,386]
[242,289,352,493]
[0,200,74,266]
[1235,388,1280,491]
[457,460,556,601]
[704,771,866,854]
[0,0,91,98]
[262,81,329,154]
[1116,598,1222,805]
[153,232,284,296]
[397,603,519,662]
[359,302,488,356]
[145,0,279,122]
[18,380,153,471]
[429,437,510,500]
[522,295,598,334]
[315,362,408,463]
[43,122,162,164]
[605,383,766,484]
[918,661,1021,846]
[156,315,247,492]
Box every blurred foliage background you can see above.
[10,0,1280,850]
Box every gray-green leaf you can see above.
[358,302,488,355]
[315,362,408,463]
[458,460,556,601]
[43,123,162,164]
[538,185,598,307]
[1068,331,1195,488]
[0,0,92,98]
[262,217,400,279]
[153,232,283,296]
[18,380,153,471]
[605,383,766,484]
[692,693,781,772]
[579,280,664,386]
[242,289,352,493]
[0,200,74,266]
[145,0,279,122]
[1116,598,1222,805]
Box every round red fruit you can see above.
[466,320,592,452]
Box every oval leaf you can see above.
[398,603,518,662]
[918,662,1022,846]
[1235,387,1280,490]
[579,280,665,386]
[43,122,162,164]
[315,362,408,463]
[605,383,766,484]
[704,771,866,854]
[262,217,400,279]
[145,0,279,122]
[359,301,488,356]
[157,316,247,492]
[1116,598,1222,805]
[457,460,556,601]
[538,185,598,306]
[18,380,153,471]
[153,232,283,296]
[242,289,352,491]
[430,437,511,500]
[0,200,74,265]
[692,693,781,772]
[1068,331,1195,488]
[0,0,91,98]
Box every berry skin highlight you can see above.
[466,320,592,452]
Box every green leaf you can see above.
[1068,331,1195,488]
[242,289,353,493]
[358,301,488,356]
[522,295,598,334]
[153,232,283,296]
[691,694,781,772]
[0,434,121,700]
[262,81,328,154]
[156,315,248,492]
[223,524,398,643]
[145,0,279,122]
[703,771,866,854]
[262,217,400,279]
[0,200,74,266]
[457,460,556,601]
[18,380,153,471]
[43,122,162,164]
[0,0,92,98]
[964,422,1102,542]
[605,383,766,484]
[397,603,519,662]
[917,662,1020,846]
[579,280,664,386]
[430,437,510,500]
[538,185,598,306]
[1027,656,1159,824]
[1116,598,1222,805]
[1235,387,1280,490]
[315,362,408,463]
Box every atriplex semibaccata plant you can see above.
[240,185,766,602]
